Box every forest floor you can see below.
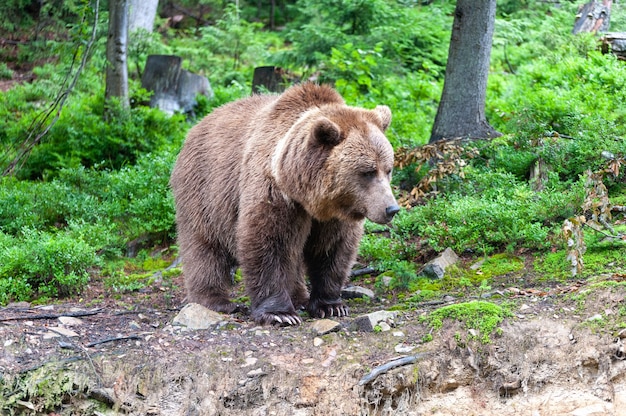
[2,256,626,416]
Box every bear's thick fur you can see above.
[170,83,399,325]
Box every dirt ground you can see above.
[2,270,626,416]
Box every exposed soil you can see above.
[2,266,626,416]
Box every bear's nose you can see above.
[385,205,401,219]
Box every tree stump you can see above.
[251,66,287,94]
[572,1,612,34]
[141,54,213,115]
[601,32,626,60]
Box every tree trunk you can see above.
[429,0,501,143]
[105,0,130,110]
[129,0,159,33]
[572,1,612,34]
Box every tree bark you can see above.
[429,0,501,143]
[105,0,130,110]
[129,0,159,33]
[572,1,612,34]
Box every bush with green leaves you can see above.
[0,229,97,304]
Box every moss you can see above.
[422,301,511,344]
[474,253,524,280]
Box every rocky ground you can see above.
[1,269,626,415]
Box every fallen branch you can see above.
[0,308,103,322]
[358,352,431,386]
[86,334,141,347]
[351,267,377,277]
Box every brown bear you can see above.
[170,83,399,325]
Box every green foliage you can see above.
[423,301,512,344]
[0,229,97,304]
[17,95,187,179]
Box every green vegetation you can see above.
[0,1,624,307]
[422,301,512,344]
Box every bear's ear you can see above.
[374,105,392,131]
[312,118,342,147]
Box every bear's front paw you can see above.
[308,300,349,319]
[256,312,302,326]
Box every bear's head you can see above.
[271,104,399,225]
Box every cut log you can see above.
[572,0,612,34]
[251,66,287,94]
[141,54,213,115]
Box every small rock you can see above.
[4,340,14,347]
[392,331,405,337]
[43,332,61,340]
[247,368,265,378]
[128,321,142,330]
[342,285,375,299]
[470,259,485,270]
[378,322,391,332]
[48,326,79,337]
[172,303,226,330]
[520,304,531,311]
[301,358,315,365]
[242,357,258,368]
[313,337,324,347]
[381,275,393,287]
[420,248,460,280]
[587,314,603,322]
[310,319,341,336]
[58,316,84,326]
[353,310,397,332]
[395,343,415,353]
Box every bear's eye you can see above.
[361,170,377,179]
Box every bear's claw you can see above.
[258,312,302,326]
[316,304,348,319]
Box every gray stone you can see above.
[310,319,341,336]
[48,326,79,337]
[172,303,226,330]
[341,285,375,299]
[420,247,460,279]
[353,310,397,332]
[58,316,84,326]
[381,275,393,287]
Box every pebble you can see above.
[310,319,341,336]
[395,343,415,353]
[378,322,391,332]
[301,358,315,365]
[242,357,258,367]
[313,337,324,347]
[392,331,405,337]
[247,368,265,378]
[58,316,84,326]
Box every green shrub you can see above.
[0,229,97,303]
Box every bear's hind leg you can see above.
[181,233,241,314]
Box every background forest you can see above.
[0,0,624,307]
